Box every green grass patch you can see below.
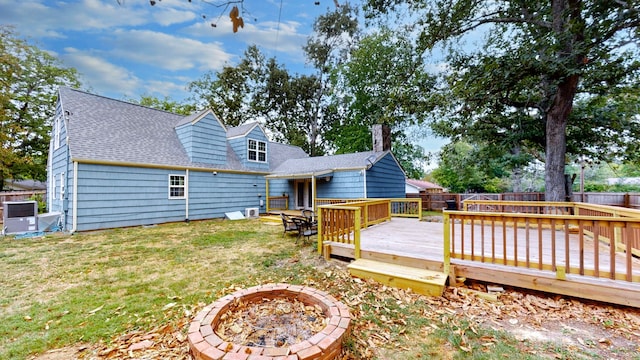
[1,218,636,359]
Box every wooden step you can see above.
[259,215,282,224]
[347,258,447,297]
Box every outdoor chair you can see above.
[301,209,318,228]
[281,213,298,237]
[291,216,318,243]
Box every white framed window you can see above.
[54,115,61,150]
[248,139,267,163]
[168,174,186,199]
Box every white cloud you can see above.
[107,29,232,71]
[62,47,141,97]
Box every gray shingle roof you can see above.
[58,87,306,172]
[226,122,258,138]
[269,151,388,177]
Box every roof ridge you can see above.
[59,86,191,116]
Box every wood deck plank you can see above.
[358,218,640,276]
[347,258,446,296]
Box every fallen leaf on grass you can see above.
[88,305,104,314]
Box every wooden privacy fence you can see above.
[316,198,421,258]
[414,192,640,212]
[447,200,640,283]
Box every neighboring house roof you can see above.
[268,151,389,178]
[3,179,47,191]
[58,87,306,172]
[406,179,443,191]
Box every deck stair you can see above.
[259,214,282,224]
[347,258,448,296]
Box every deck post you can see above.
[265,179,270,213]
[354,208,361,259]
[317,207,323,255]
[443,211,451,278]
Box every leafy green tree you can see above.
[364,0,640,201]
[123,95,196,115]
[188,45,265,127]
[326,28,436,177]
[0,26,81,190]
[302,2,360,155]
[431,142,510,193]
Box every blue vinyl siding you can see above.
[49,104,73,230]
[268,179,291,199]
[74,165,187,231]
[229,126,270,170]
[175,113,226,165]
[188,171,266,219]
[317,171,365,199]
[365,153,406,198]
[71,164,267,231]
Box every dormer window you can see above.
[248,139,267,163]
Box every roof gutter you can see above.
[266,168,365,179]
[71,158,271,175]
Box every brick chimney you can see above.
[372,124,391,152]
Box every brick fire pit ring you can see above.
[188,283,351,360]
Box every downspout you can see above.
[63,122,71,232]
[185,169,189,221]
[362,169,368,198]
[312,174,316,211]
[70,161,78,233]
[265,178,270,212]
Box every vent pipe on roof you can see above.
[372,124,391,152]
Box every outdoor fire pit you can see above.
[188,283,351,360]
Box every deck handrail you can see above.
[463,200,640,256]
[317,198,421,257]
[446,201,640,283]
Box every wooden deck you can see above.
[330,217,640,307]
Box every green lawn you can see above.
[1,219,638,359]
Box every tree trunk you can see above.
[544,75,579,202]
[544,0,584,202]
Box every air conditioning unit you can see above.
[245,207,259,218]
[3,201,38,235]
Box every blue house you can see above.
[47,88,406,232]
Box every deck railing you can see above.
[317,198,421,257]
[464,200,640,257]
[446,201,640,283]
[266,196,289,212]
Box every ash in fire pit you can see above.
[188,283,351,360]
[216,297,326,347]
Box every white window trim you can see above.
[52,174,57,200]
[168,174,186,199]
[54,114,62,150]
[60,172,65,199]
[247,138,267,163]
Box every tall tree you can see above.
[326,28,436,177]
[431,141,510,193]
[303,2,360,156]
[188,45,265,127]
[0,27,81,190]
[365,0,640,201]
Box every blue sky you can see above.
[1,0,448,162]
[0,0,335,101]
